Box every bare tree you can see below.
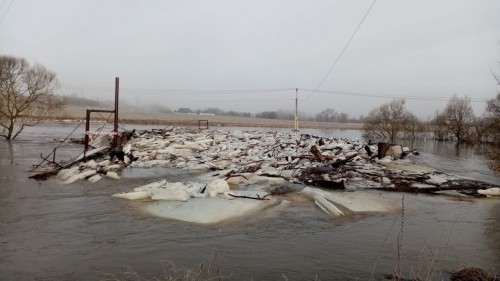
[315,108,350,122]
[362,98,412,143]
[441,95,475,142]
[316,108,338,122]
[485,91,500,173]
[402,112,426,140]
[0,55,63,140]
[432,111,449,141]
[479,53,500,173]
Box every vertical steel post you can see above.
[294,88,299,132]
[85,109,91,151]
[113,77,119,148]
[84,109,91,157]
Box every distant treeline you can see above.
[60,95,360,122]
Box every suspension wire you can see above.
[84,112,114,151]
[119,120,127,131]
[32,119,85,169]
[303,0,377,101]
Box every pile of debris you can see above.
[32,127,499,197]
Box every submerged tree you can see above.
[402,112,427,140]
[362,98,412,143]
[432,112,449,141]
[0,55,63,140]
[441,95,475,142]
[485,74,500,173]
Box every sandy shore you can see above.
[61,105,363,130]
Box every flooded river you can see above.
[0,124,499,280]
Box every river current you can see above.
[0,124,498,280]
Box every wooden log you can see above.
[331,153,358,168]
[310,145,326,162]
[29,146,110,181]
[227,193,271,200]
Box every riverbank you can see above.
[59,105,363,130]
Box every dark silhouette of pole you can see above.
[294,88,299,132]
[113,77,119,148]
[84,109,91,153]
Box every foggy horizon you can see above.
[1,0,499,120]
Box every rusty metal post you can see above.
[84,109,91,153]
[113,77,119,148]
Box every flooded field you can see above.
[0,124,498,280]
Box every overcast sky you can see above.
[1,0,499,119]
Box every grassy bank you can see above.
[60,105,363,130]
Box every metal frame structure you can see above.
[84,77,120,153]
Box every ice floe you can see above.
[46,127,498,224]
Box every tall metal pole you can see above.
[113,77,119,148]
[84,109,91,154]
[294,88,299,132]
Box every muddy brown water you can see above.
[0,124,499,280]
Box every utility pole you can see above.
[294,88,299,132]
[113,77,119,148]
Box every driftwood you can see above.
[29,146,110,181]
[240,161,263,173]
[28,170,59,181]
[331,153,358,168]
[377,177,498,196]
[310,145,326,161]
[306,166,338,175]
[227,193,271,200]
[259,173,291,179]
[224,172,249,180]
[364,139,373,156]
[296,152,359,190]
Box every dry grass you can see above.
[59,105,363,130]
[451,266,496,281]
[103,260,232,281]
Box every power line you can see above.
[0,0,14,25]
[303,0,377,101]
[299,88,488,103]
[59,84,294,95]
[58,83,488,103]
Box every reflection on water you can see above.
[402,140,499,185]
[0,124,499,280]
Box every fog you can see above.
[1,0,499,119]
